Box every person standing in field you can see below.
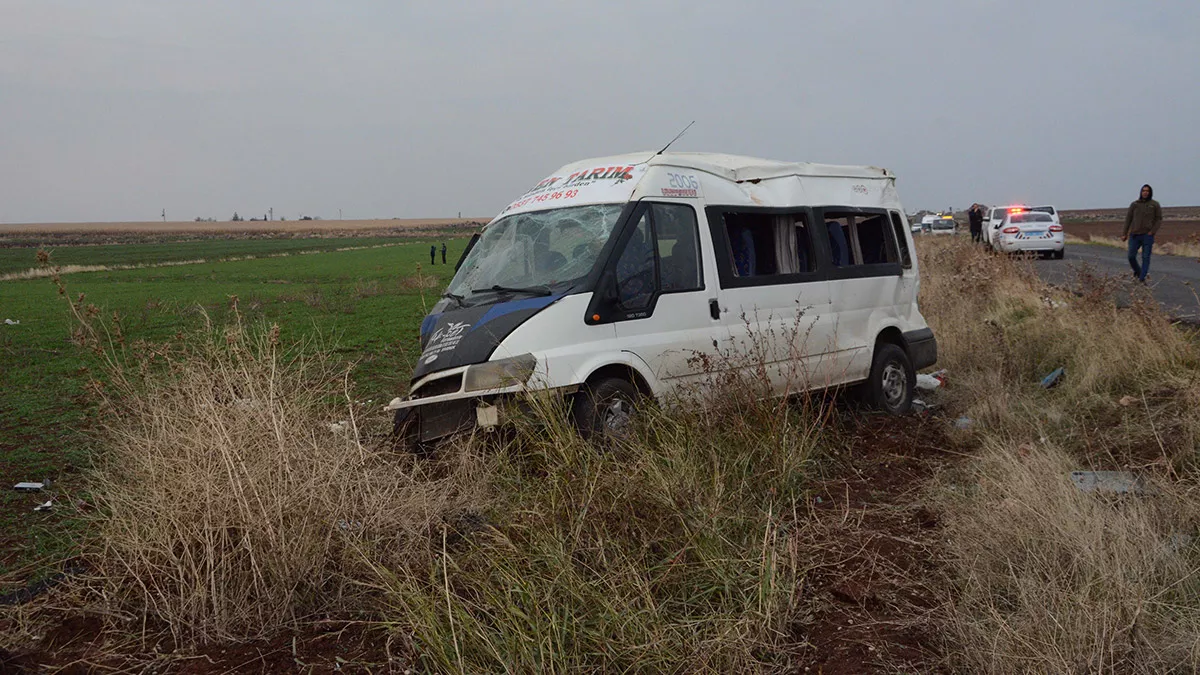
[430,244,437,265]
[441,242,447,264]
[1122,183,1163,283]
[968,204,984,243]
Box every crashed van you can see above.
[387,152,937,442]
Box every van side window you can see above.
[822,211,897,267]
[888,211,913,268]
[654,203,703,293]
[723,212,814,277]
[615,211,656,310]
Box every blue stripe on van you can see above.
[420,313,441,338]
[471,294,563,331]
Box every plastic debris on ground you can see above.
[953,416,973,430]
[916,369,947,391]
[1118,395,1138,407]
[33,500,54,512]
[13,482,44,491]
[1069,470,1159,496]
[3,319,19,325]
[1040,367,1065,389]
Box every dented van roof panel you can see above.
[498,152,899,219]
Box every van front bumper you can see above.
[903,328,938,370]
[389,384,578,444]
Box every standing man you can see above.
[1122,184,1162,283]
[968,204,984,243]
[441,242,447,264]
[430,244,437,265]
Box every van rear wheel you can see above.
[573,377,639,441]
[865,343,915,415]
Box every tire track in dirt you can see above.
[792,412,960,673]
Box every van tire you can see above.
[573,377,639,440]
[865,343,914,415]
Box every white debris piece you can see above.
[33,500,54,512]
[3,319,19,325]
[1070,471,1159,496]
[328,420,350,435]
[13,482,44,491]
[916,369,947,391]
[385,397,404,411]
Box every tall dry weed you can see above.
[77,304,490,642]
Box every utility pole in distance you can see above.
[269,207,273,221]
[162,209,166,222]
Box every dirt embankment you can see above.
[1059,206,1200,243]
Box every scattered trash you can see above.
[911,398,928,413]
[328,421,350,435]
[13,482,44,492]
[33,500,54,512]
[3,319,19,325]
[1040,367,1065,389]
[953,416,973,430]
[336,520,363,532]
[1118,395,1138,407]
[1069,470,1159,496]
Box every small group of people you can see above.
[430,242,448,265]
[963,184,1162,283]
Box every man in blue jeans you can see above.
[1122,184,1163,283]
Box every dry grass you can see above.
[918,237,1200,673]
[81,313,492,642]
[940,441,1200,673]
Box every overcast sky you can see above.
[1,0,1197,223]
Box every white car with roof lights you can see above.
[994,209,1064,258]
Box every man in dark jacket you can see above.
[1122,184,1163,282]
[441,242,447,264]
[968,204,984,243]
[430,244,437,265]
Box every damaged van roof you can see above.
[556,152,893,182]
[496,152,899,219]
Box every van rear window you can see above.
[822,211,898,267]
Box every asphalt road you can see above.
[1031,243,1200,322]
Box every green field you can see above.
[0,236,430,276]
[0,237,467,573]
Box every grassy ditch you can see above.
[918,238,1200,673]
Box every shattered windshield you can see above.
[446,204,625,301]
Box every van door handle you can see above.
[709,299,721,320]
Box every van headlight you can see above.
[463,354,537,392]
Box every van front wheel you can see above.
[573,377,639,440]
[865,343,914,415]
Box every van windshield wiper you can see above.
[441,291,465,307]
[470,284,553,298]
